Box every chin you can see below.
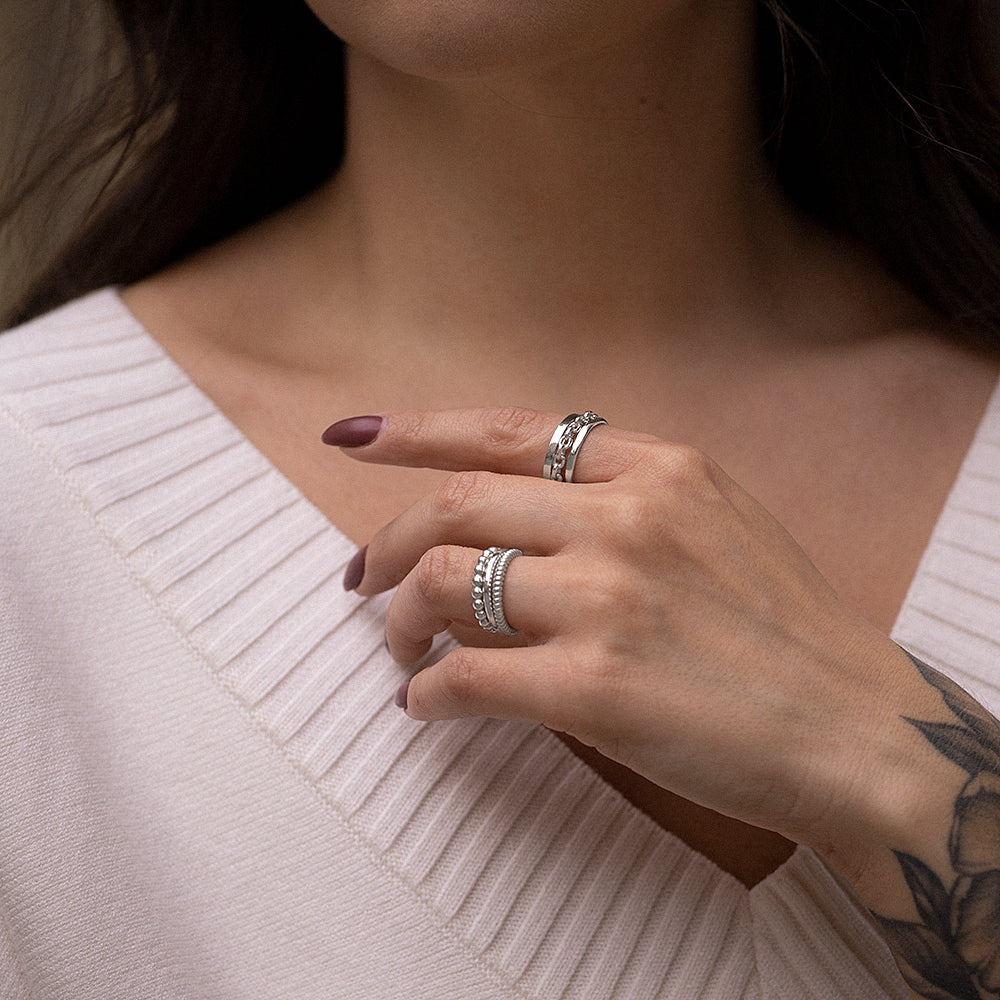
[304,0,675,80]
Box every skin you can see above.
[120,0,1000,992]
[331,406,1000,999]
[337,408,974,882]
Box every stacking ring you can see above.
[472,546,522,635]
[543,411,608,483]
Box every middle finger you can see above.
[385,545,561,664]
[353,470,583,595]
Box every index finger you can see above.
[321,406,655,482]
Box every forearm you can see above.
[814,648,1000,1000]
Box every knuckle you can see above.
[660,442,714,484]
[629,442,727,513]
[593,488,659,544]
[559,642,628,725]
[438,648,479,707]
[611,432,662,478]
[413,546,460,605]
[386,410,431,447]
[585,567,634,621]
[384,608,421,661]
[562,557,636,627]
[482,406,547,453]
[614,490,658,528]
[562,556,652,648]
[588,640,640,708]
[432,470,495,522]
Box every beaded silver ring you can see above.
[472,547,503,632]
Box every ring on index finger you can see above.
[542,411,608,483]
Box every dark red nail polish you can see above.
[394,681,410,710]
[343,545,368,591]
[322,415,383,447]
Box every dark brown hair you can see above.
[1,1,344,324]
[759,0,1000,347]
[3,0,1000,347]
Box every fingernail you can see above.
[343,544,368,591]
[322,415,383,447]
[394,681,409,710]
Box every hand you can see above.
[325,406,930,854]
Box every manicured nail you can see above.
[394,681,410,710]
[343,544,367,591]
[322,415,383,447]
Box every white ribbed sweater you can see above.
[1,289,998,999]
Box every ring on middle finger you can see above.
[472,546,522,635]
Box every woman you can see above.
[1,1,999,997]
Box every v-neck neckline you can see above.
[97,285,998,895]
[7,285,998,998]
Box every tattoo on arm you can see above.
[874,650,1000,1000]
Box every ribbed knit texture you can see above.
[893,410,1000,710]
[1,288,996,998]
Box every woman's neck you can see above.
[159,5,927,375]
[295,8,851,357]
[338,12,769,319]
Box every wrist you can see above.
[811,645,1000,998]
[803,639,961,901]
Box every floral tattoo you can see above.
[874,651,1000,1000]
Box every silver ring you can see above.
[472,547,502,632]
[472,546,522,635]
[543,411,607,483]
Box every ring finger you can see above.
[385,545,559,664]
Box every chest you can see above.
[210,353,977,636]
[162,338,999,888]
